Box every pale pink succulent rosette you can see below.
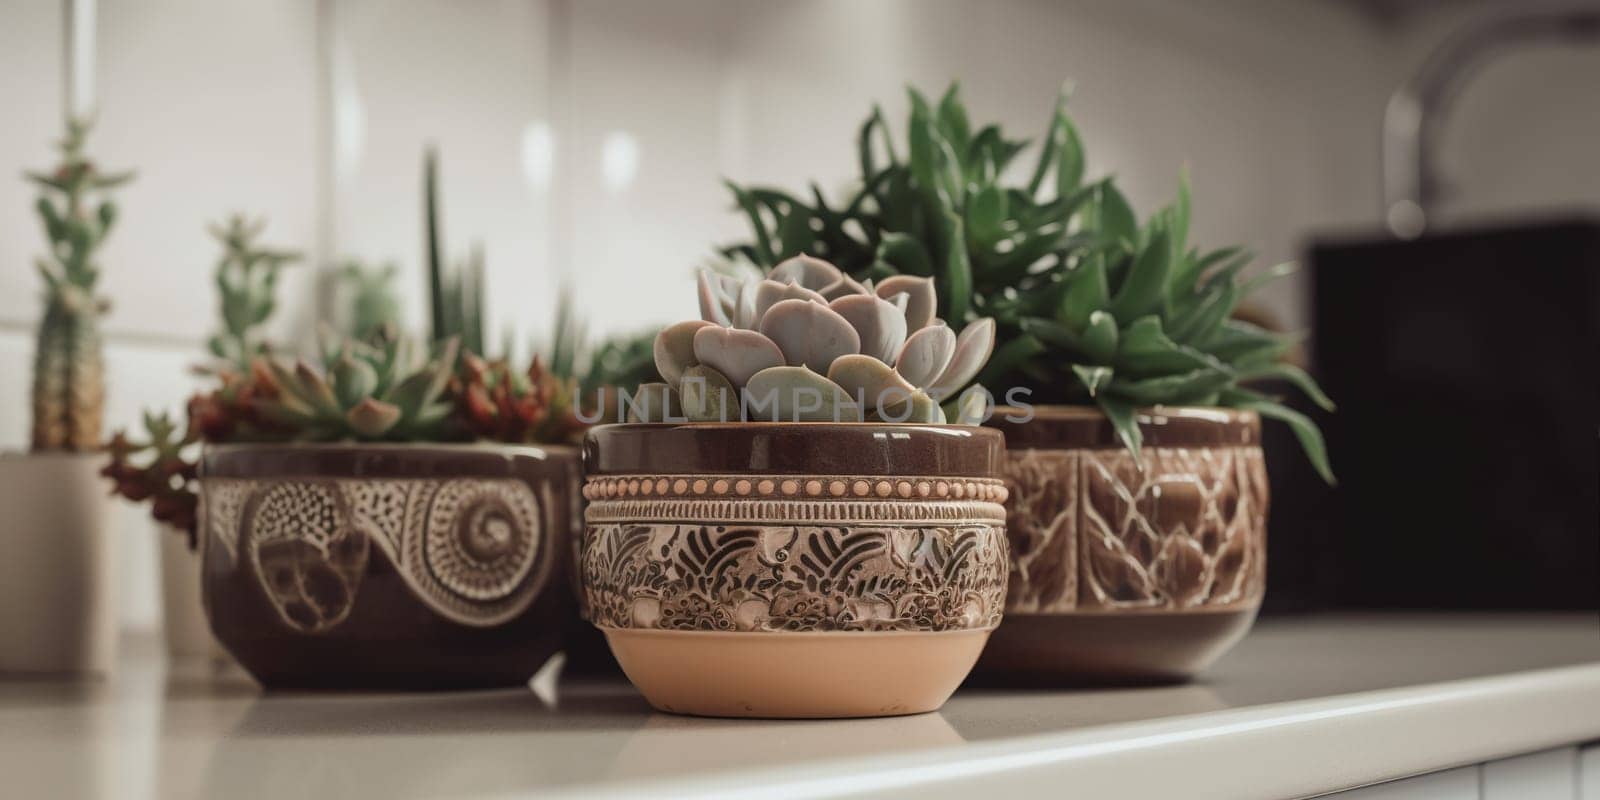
[643,254,997,423]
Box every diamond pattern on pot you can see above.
[1079,447,1267,610]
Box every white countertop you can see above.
[2,614,1596,799]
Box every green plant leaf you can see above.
[1107,367,1233,405]
[1224,388,1335,484]
[940,208,973,322]
[1084,181,1137,248]
[984,227,1066,280]
[908,89,962,208]
[858,105,896,180]
[1203,320,1290,368]
[1070,363,1112,396]
[725,181,776,266]
[1117,315,1226,377]
[776,206,814,260]
[1058,253,1110,331]
[1056,114,1085,200]
[1096,394,1144,468]
[1239,362,1335,412]
[1171,246,1248,305]
[1169,280,1238,345]
[1019,316,1081,350]
[1240,261,1298,297]
[1081,310,1118,363]
[936,83,972,157]
[975,334,1044,388]
[966,184,1008,250]
[1171,167,1191,258]
[964,125,1026,184]
[1109,227,1171,321]
[1028,87,1081,197]
[424,147,447,341]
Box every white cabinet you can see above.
[1580,743,1600,800]
[1483,747,1577,800]
[1333,746,1594,800]
[1333,766,1479,799]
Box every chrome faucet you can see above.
[1382,7,1600,238]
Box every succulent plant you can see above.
[452,352,583,444]
[256,329,460,441]
[103,412,200,545]
[207,215,300,371]
[719,83,1333,481]
[28,117,133,451]
[639,254,995,424]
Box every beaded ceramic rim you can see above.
[582,474,1009,504]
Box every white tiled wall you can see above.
[332,0,558,359]
[93,0,321,346]
[0,0,64,330]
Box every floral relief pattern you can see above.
[1000,446,1267,613]
[581,523,1007,633]
[208,477,551,633]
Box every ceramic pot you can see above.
[579,423,1009,718]
[0,452,119,675]
[974,406,1267,684]
[198,443,581,690]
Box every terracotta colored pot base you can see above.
[969,608,1259,687]
[603,628,992,718]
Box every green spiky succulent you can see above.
[257,330,460,441]
[720,83,1334,482]
[207,214,300,372]
[425,146,485,357]
[28,117,133,451]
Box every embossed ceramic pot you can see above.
[198,443,582,690]
[975,406,1267,685]
[579,423,1009,718]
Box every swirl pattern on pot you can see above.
[208,477,550,632]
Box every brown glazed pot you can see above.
[579,423,1009,718]
[198,443,581,690]
[975,406,1267,685]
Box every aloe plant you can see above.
[720,83,1333,482]
[640,254,994,423]
[28,117,133,451]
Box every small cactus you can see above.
[28,117,133,451]
[206,214,300,371]
[338,259,402,343]
[643,254,995,423]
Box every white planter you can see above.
[157,526,231,665]
[0,452,119,675]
